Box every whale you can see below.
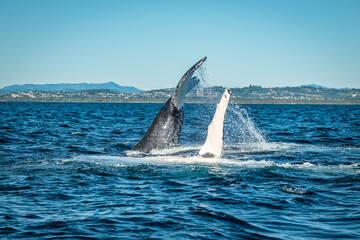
[132,57,207,153]
[199,88,231,158]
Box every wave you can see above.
[67,155,360,175]
[125,141,296,157]
[224,142,296,153]
[282,185,312,195]
[125,145,201,157]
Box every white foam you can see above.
[282,185,310,195]
[124,145,200,157]
[126,141,295,158]
[74,155,236,166]
[67,155,360,175]
[149,145,200,155]
[224,142,296,154]
[124,149,144,156]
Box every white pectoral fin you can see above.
[199,89,231,158]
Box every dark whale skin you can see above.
[131,98,184,153]
[131,57,206,153]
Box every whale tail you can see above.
[172,57,207,110]
[199,88,231,158]
[132,57,207,153]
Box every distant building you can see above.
[196,88,204,97]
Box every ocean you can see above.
[0,102,359,239]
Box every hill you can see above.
[0,82,142,93]
[1,84,359,104]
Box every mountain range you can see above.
[0,82,142,93]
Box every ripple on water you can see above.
[0,103,359,239]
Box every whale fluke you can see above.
[199,88,231,158]
[132,57,207,153]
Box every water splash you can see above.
[227,105,266,143]
[225,105,266,143]
[225,104,271,152]
[188,63,270,152]
[193,64,209,85]
[190,63,225,104]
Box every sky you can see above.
[0,0,359,90]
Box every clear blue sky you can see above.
[0,0,359,90]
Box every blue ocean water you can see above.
[0,102,359,239]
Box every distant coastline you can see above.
[1,85,359,105]
[2,99,359,105]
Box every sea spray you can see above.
[189,63,225,104]
[185,64,270,152]
[193,63,209,85]
[224,104,272,152]
[226,105,266,143]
